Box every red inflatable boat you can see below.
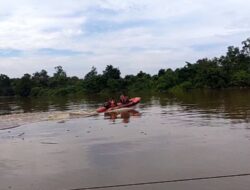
[96,97,141,113]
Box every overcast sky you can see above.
[0,0,250,77]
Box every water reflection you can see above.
[104,110,141,123]
[0,89,249,124]
[156,89,250,123]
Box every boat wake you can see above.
[0,110,98,130]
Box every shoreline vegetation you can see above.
[0,38,250,97]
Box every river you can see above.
[0,89,250,190]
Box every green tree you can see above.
[16,74,32,97]
[54,66,66,78]
[100,65,122,92]
[232,70,250,86]
[157,69,177,91]
[158,69,165,77]
[83,67,104,93]
[242,38,250,56]
[0,74,14,96]
[103,65,121,80]
[32,69,49,87]
[49,66,67,87]
[84,66,97,80]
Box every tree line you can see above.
[0,38,250,97]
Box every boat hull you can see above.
[96,97,141,113]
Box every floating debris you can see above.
[17,132,25,137]
[40,142,58,145]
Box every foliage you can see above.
[15,74,32,97]
[0,38,250,97]
[0,74,14,96]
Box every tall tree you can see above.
[16,74,32,97]
[0,74,14,96]
[32,69,49,87]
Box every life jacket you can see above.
[104,101,111,109]
[120,95,129,104]
[110,100,116,107]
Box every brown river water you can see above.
[0,89,250,190]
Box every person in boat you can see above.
[103,101,111,109]
[120,94,129,104]
[110,98,117,108]
[104,98,117,109]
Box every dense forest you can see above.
[0,38,250,97]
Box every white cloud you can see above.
[0,0,250,77]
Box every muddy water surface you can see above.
[0,90,250,190]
